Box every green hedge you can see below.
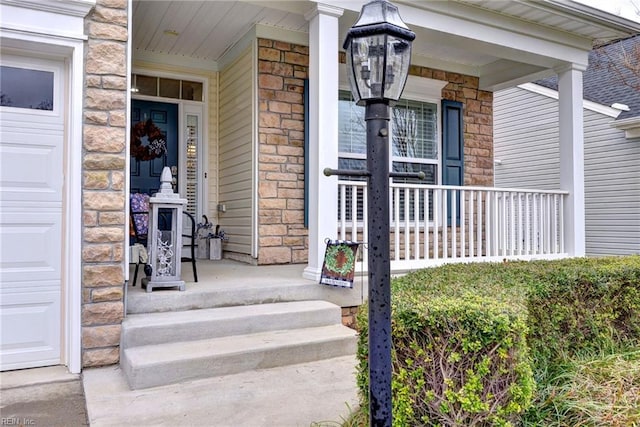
[524,256,640,364]
[354,256,640,426]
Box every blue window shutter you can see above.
[442,100,464,226]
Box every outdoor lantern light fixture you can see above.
[341,1,415,426]
[343,0,415,106]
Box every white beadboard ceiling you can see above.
[132,1,310,62]
[132,0,638,85]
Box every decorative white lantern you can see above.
[142,167,187,292]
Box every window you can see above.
[338,90,440,222]
[338,90,439,184]
[0,66,54,111]
[132,74,203,102]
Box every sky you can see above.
[574,0,640,23]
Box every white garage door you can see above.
[0,55,65,371]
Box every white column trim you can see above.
[557,64,586,257]
[303,4,343,281]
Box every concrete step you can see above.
[121,300,342,347]
[126,282,333,314]
[121,324,357,389]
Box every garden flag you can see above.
[320,240,360,288]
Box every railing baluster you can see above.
[516,193,522,256]
[350,184,357,242]
[442,189,448,259]
[363,185,368,265]
[340,184,346,240]
[478,191,483,257]
[484,191,495,256]
[547,194,552,254]
[404,188,410,260]
[394,187,400,261]
[414,188,420,260]
[552,194,557,254]
[525,193,530,255]
[499,192,505,257]
[469,190,474,258]
[424,189,430,261]
[509,192,515,256]
[434,189,440,260]
[461,190,466,258]
[533,193,537,254]
[451,189,457,259]
[540,194,547,254]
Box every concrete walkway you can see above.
[1,357,359,427]
[83,355,359,426]
[1,366,88,426]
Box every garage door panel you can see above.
[0,53,64,371]
[0,288,61,370]
[0,212,62,284]
[0,131,63,203]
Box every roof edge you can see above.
[517,82,623,118]
[543,0,640,37]
[611,116,640,139]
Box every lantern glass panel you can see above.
[385,35,412,101]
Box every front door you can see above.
[130,100,179,195]
[0,55,65,371]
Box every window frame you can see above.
[338,74,446,185]
[337,73,448,227]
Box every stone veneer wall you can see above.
[256,39,309,265]
[408,66,494,187]
[81,0,128,367]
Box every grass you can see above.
[523,349,640,427]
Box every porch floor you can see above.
[127,258,365,314]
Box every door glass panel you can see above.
[186,114,199,216]
[0,66,54,110]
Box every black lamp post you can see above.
[343,2,414,426]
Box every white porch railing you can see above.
[337,181,569,272]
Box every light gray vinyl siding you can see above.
[495,86,640,256]
[494,87,560,190]
[219,46,254,256]
[584,112,640,256]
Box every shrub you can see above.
[523,256,640,366]
[353,256,640,426]
[357,294,535,426]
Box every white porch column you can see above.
[303,4,343,280]
[557,64,586,257]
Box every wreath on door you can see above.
[130,119,168,161]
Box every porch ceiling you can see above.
[132,0,639,90]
